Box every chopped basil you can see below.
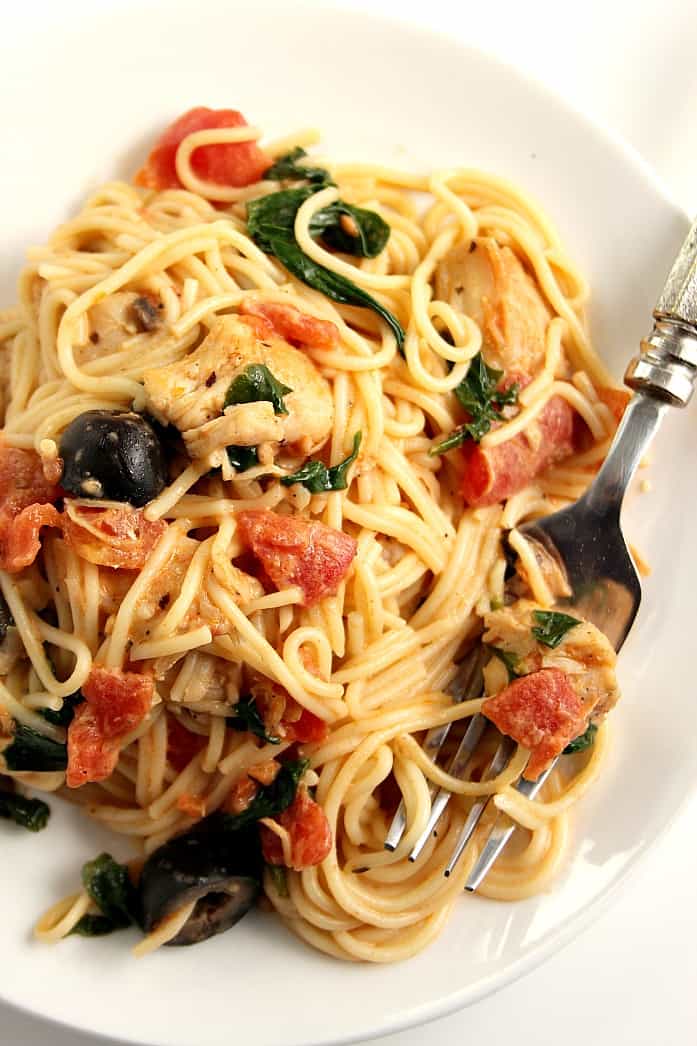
[430,353,519,455]
[226,445,259,473]
[487,646,520,681]
[267,864,289,897]
[531,610,581,649]
[0,789,50,832]
[40,693,83,728]
[71,853,140,937]
[227,695,280,745]
[563,722,597,754]
[220,758,309,832]
[281,431,361,494]
[223,364,292,416]
[247,189,404,349]
[264,147,334,188]
[2,723,67,773]
[310,201,390,258]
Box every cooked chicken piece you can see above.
[85,292,162,359]
[143,315,333,463]
[434,237,550,376]
[483,598,619,718]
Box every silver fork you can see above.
[385,215,697,883]
[464,215,697,889]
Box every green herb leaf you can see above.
[281,431,362,494]
[267,864,289,897]
[0,789,50,831]
[310,202,390,259]
[227,696,280,745]
[531,610,581,649]
[429,352,519,455]
[224,364,292,416]
[81,853,139,930]
[40,693,83,728]
[3,724,67,773]
[247,191,404,349]
[226,445,259,473]
[264,148,333,187]
[563,722,597,754]
[70,913,119,937]
[221,758,309,832]
[487,646,521,681]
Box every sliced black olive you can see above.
[0,591,13,644]
[59,410,167,507]
[139,814,262,946]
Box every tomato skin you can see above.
[283,707,329,745]
[166,715,207,773]
[0,503,61,573]
[461,395,576,507]
[134,107,268,192]
[260,789,332,869]
[482,667,585,780]
[66,666,153,788]
[236,509,357,607]
[239,301,340,351]
[62,502,166,569]
[0,446,63,572]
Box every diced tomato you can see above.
[0,445,61,516]
[176,793,207,819]
[260,788,332,869]
[0,503,62,573]
[283,706,329,745]
[62,502,167,569]
[166,715,207,773]
[236,509,356,607]
[224,774,259,815]
[0,446,63,571]
[134,107,268,192]
[597,386,631,425]
[66,666,153,788]
[461,395,576,507]
[481,667,586,780]
[239,301,340,351]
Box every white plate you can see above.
[1,2,694,1044]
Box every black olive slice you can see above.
[139,815,262,947]
[59,410,167,507]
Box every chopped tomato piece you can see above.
[176,793,207,819]
[260,788,332,869]
[166,715,207,773]
[482,667,586,780]
[0,445,61,516]
[239,301,340,351]
[134,107,268,192]
[597,386,631,425]
[0,503,61,573]
[62,502,166,569]
[461,395,576,507]
[236,509,356,607]
[0,446,63,571]
[283,706,329,745]
[66,666,153,788]
[224,774,259,815]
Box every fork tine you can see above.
[443,736,516,877]
[464,759,556,891]
[408,713,487,861]
[384,645,486,852]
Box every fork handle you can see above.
[625,215,697,405]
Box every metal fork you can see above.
[385,215,697,884]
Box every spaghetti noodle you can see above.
[0,107,625,963]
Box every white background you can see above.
[3,1,696,1043]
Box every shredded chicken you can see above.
[143,315,333,463]
[434,237,550,376]
[483,599,619,718]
